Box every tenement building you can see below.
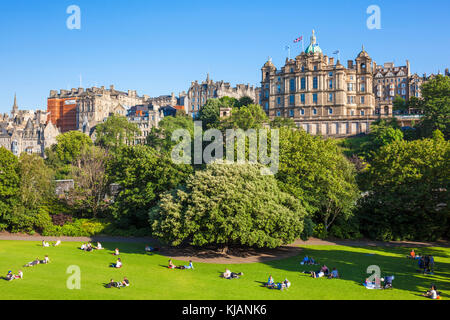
[48,85,148,135]
[185,74,259,118]
[126,104,165,145]
[0,95,60,156]
[261,30,378,136]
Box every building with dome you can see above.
[261,30,382,137]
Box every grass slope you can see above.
[0,241,448,300]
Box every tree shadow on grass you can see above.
[262,246,450,299]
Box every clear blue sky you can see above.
[0,0,449,113]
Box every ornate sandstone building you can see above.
[261,30,378,136]
[0,95,60,156]
[185,74,259,118]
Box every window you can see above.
[361,110,365,116]
[329,79,333,89]
[265,102,269,110]
[314,66,318,71]
[313,93,318,103]
[276,111,281,117]
[301,66,305,72]
[301,94,305,103]
[289,95,295,105]
[329,72,333,77]
[361,83,365,92]
[361,96,365,104]
[301,77,306,90]
[348,83,354,91]
[290,68,294,73]
[277,97,281,105]
[300,109,305,115]
[265,90,269,98]
[328,108,333,115]
[289,110,294,117]
[313,108,318,115]
[277,84,281,93]
[313,77,318,89]
[289,79,296,92]
[329,93,333,102]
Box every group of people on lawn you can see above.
[408,250,435,274]
[80,242,103,252]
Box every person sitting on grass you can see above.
[95,242,103,250]
[407,249,416,259]
[145,245,159,253]
[80,243,86,251]
[168,259,176,269]
[429,256,435,274]
[121,277,130,287]
[42,240,50,247]
[14,270,23,279]
[86,243,93,252]
[184,260,194,270]
[422,284,441,300]
[111,258,122,268]
[113,248,120,256]
[53,240,61,247]
[106,279,118,288]
[328,268,339,279]
[265,275,275,288]
[283,278,291,289]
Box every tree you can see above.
[108,145,192,228]
[45,131,93,179]
[0,148,20,228]
[147,114,194,154]
[393,96,407,113]
[65,146,110,217]
[270,117,296,129]
[198,99,221,129]
[237,96,255,108]
[95,115,141,151]
[18,153,54,210]
[415,75,450,139]
[276,128,360,232]
[149,162,307,249]
[358,137,450,241]
[221,104,268,130]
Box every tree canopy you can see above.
[149,162,307,249]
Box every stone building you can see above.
[185,74,259,118]
[261,30,378,136]
[126,104,165,145]
[0,95,60,156]
[48,85,149,135]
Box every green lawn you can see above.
[0,240,448,300]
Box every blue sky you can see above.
[0,0,449,113]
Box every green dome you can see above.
[305,29,322,54]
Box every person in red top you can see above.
[407,250,416,259]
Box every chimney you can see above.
[110,85,115,91]
[347,60,354,69]
[329,57,335,65]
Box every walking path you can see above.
[1,232,448,264]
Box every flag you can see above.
[294,36,303,43]
[333,50,340,54]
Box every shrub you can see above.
[51,213,73,226]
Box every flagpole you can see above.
[302,37,304,52]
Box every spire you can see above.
[12,93,18,115]
[206,73,210,82]
[362,44,365,52]
[311,29,316,45]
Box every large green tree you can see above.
[358,133,450,241]
[45,131,93,179]
[415,75,450,139]
[276,128,360,232]
[108,145,192,228]
[221,104,268,130]
[0,148,20,229]
[149,162,307,249]
[95,115,141,151]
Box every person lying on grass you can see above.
[40,255,50,264]
[42,241,50,247]
[168,259,176,269]
[106,279,120,288]
[53,240,61,247]
[85,243,94,252]
[121,277,130,287]
[310,265,329,278]
[14,270,23,279]
[110,258,122,268]
[422,284,441,299]
[24,258,40,267]
[5,271,14,281]
[145,246,159,253]
[184,261,194,270]
[222,268,243,279]
[80,243,86,250]
[328,268,339,279]
[113,248,120,256]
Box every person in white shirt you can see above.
[223,269,231,279]
[96,242,103,250]
[113,258,122,268]
[80,243,86,250]
[44,255,50,264]
[53,240,61,247]
[42,241,50,247]
[423,285,439,299]
[15,270,23,279]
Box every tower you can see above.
[12,93,18,116]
